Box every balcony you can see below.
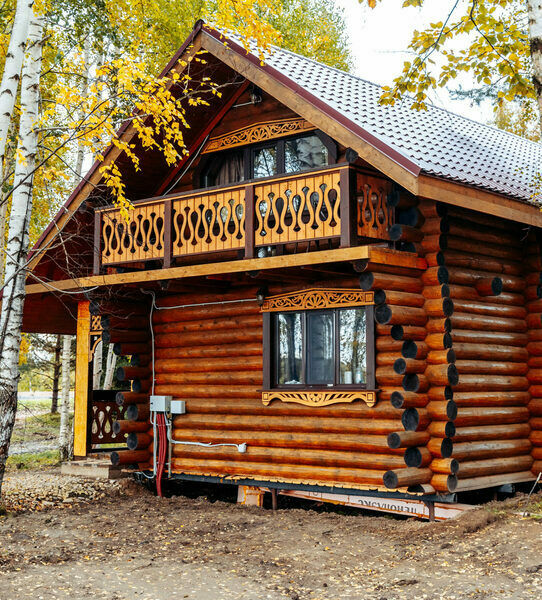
[94,164,394,272]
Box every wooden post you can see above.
[163,199,172,268]
[245,184,255,259]
[93,210,101,275]
[73,301,91,458]
[237,485,265,507]
[340,166,357,248]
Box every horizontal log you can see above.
[377,353,403,367]
[451,329,528,346]
[526,370,542,384]
[452,299,525,320]
[402,373,429,393]
[155,372,261,385]
[457,455,533,479]
[452,375,529,392]
[445,218,519,246]
[427,421,456,438]
[155,288,261,309]
[527,313,542,329]
[130,353,150,367]
[374,304,427,327]
[425,318,451,334]
[431,458,459,475]
[455,360,528,376]
[446,284,523,305]
[373,289,425,308]
[390,391,429,409]
[447,267,524,293]
[116,366,150,382]
[450,312,526,333]
[453,391,530,407]
[387,430,430,449]
[375,367,405,387]
[171,445,406,470]
[90,301,147,317]
[153,301,260,324]
[111,449,150,466]
[113,420,149,435]
[393,358,426,375]
[155,356,262,373]
[427,386,454,402]
[401,407,429,431]
[533,448,542,459]
[453,343,528,362]
[475,277,503,297]
[172,428,403,453]
[528,398,542,416]
[426,349,456,365]
[155,384,260,398]
[102,315,149,330]
[116,391,149,406]
[425,333,453,350]
[421,266,449,286]
[453,471,536,492]
[153,314,262,335]
[451,439,532,461]
[454,406,530,427]
[422,284,450,299]
[453,423,531,443]
[170,458,387,487]
[155,343,262,359]
[527,341,542,357]
[383,467,432,489]
[424,298,454,318]
[131,378,150,394]
[427,400,458,421]
[126,432,152,450]
[155,329,262,348]
[430,474,458,492]
[359,272,423,293]
[531,431,542,446]
[172,414,403,435]
[390,325,427,341]
[103,329,148,344]
[125,403,149,422]
[444,235,522,261]
[531,417,542,430]
[376,338,404,353]
[113,342,149,356]
[424,363,459,386]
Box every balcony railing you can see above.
[95,164,394,272]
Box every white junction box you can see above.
[150,395,186,414]
[150,395,172,412]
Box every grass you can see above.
[12,412,73,444]
[6,450,60,471]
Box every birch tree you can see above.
[527,1,542,132]
[58,333,71,461]
[0,8,43,490]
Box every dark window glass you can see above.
[339,308,367,384]
[285,135,328,173]
[253,146,277,178]
[306,311,334,385]
[277,312,303,385]
[203,151,244,187]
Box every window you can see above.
[200,131,336,187]
[274,307,370,388]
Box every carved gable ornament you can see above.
[202,118,315,154]
[261,288,374,312]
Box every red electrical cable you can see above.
[155,413,167,497]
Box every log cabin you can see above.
[22,21,542,507]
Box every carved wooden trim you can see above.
[89,315,103,361]
[262,390,377,408]
[202,118,315,154]
[261,288,374,312]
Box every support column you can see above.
[73,300,91,457]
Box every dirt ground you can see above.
[1,470,541,600]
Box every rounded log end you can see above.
[359,272,375,291]
[447,364,459,386]
[113,343,123,356]
[404,447,422,468]
[102,330,111,344]
[436,251,446,267]
[439,234,448,251]
[390,391,404,409]
[375,304,392,325]
[126,432,139,451]
[441,283,450,298]
[391,325,404,341]
[373,289,386,305]
[383,470,399,489]
[113,421,121,435]
[436,202,448,218]
[130,354,141,367]
[446,400,458,420]
[115,391,125,406]
[439,219,450,234]
[402,407,420,431]
[491,277,503,296]
[446,474,458,492]
[387,432,401,449]
[131,379,142,393]
[126,404,139,421]
[444,385,454,400]
[394,358,407,375]
[401,340,418,359]
[537,284,542,299]
[388,224,403,241]
[449,459,460,475]
[444,421,456,438]
[111,451,120,466]
[402,373,420,393]
[443,332,453,349]
[442,297,454,317]
[116,367,126,382]
[440,438,453,458]
[446,349,456,363]
[399,241,417,253]
[437,266,449,285]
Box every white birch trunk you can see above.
[0,0,34,171]
[93,339,103,389]
[58,335,72,461]
[103,344,117,390]
[0,11,43,494]
[74,36,91,181]
[527,1,542,133]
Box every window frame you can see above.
[263,304,375,393]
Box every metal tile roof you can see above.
[222,32,542,204]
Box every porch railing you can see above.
[95,164,393,271]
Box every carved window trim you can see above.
[202,118,316,154]
[262,289,376,408]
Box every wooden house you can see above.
[23,22,542,505]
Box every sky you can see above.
[335,0,494,125]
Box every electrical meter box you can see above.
[150,395,172,412]
[170,400,186,415]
